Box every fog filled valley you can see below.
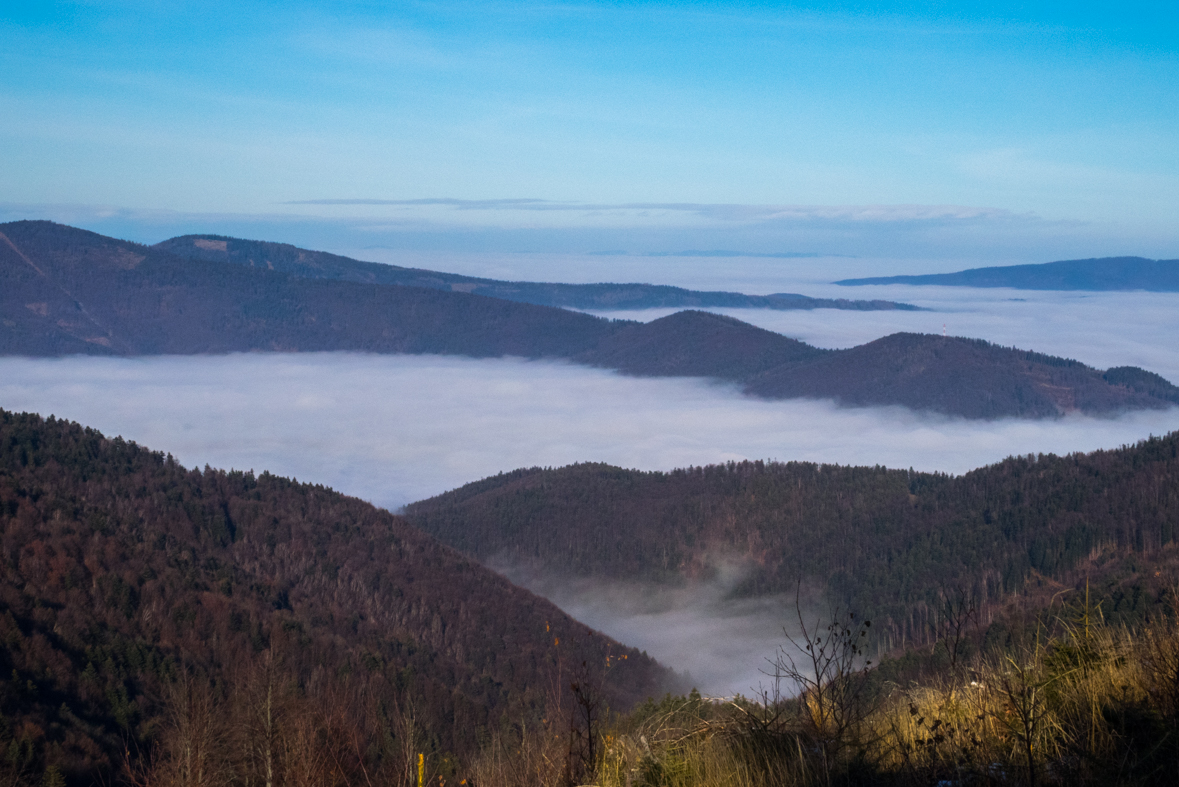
[4,250,1179,700]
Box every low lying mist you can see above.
[493,559,809,698]
[2,353,1177,511]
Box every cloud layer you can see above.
[5,199,1174,262]
[285,198,1019,224]
[2,352,1176,514]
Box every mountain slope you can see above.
[405,432,1179,652]
[4,221,1176,419]
[745,333,1173,418]
[577,310,829,380]
[0,409,674,783]
[835,256,1179,290]
[0,220,631,357]
[155,233,919,311]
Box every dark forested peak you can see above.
[1103,365,1179,404]
[408,462,662,512]
[744,332,1171,418]
[0,219,154,274]
[0,409,675,783]
[2,219,131,246]
[577,309,829,380]
[831,332,1089,370]
[836,256,1179,291]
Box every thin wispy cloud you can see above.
[285,198,555,209]
[6,200,1112,261]
[284,198,1026,225]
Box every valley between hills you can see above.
[405,438,1179,652]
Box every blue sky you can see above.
[2,1,1177,260]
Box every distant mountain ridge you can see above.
[3,220,1177,419]
[744,331,1179,416]
[156,233,918,311]
[835,256,1179,290]
[0,220,628,358]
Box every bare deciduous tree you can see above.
[769,588,876,786]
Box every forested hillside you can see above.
[405,433,1179,651]
[745,332,1179,416]
[0,220,628,358]
[576,310,829,379]
[4,221,1177,419]
[0,410,674,785]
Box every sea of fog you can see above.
[3,255,1179,695]
[353,248,1179,376]
[3,353,1177,511]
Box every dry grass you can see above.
[573,604,1179,787]
[130,599,1179,786]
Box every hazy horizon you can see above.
[3,3,1177,260]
